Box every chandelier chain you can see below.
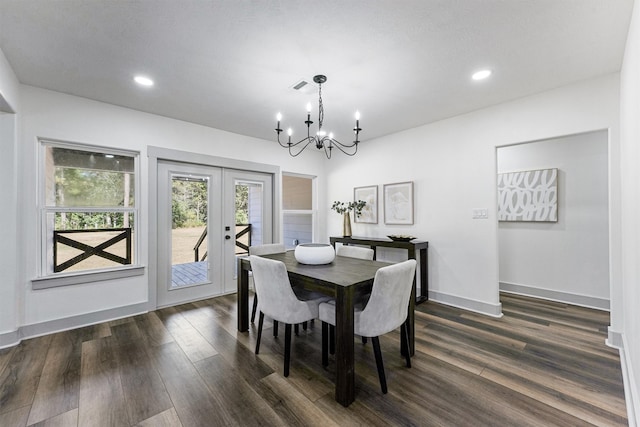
[318,82,324,132]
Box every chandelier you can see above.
[275,75,362,159]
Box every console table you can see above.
[330,236,429,304]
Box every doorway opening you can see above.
[496,130,610,310]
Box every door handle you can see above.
[225,235,231,240]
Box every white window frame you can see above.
[282,172,316,248]
[32,139,144,289]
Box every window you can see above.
[39,141,139,279]
[282,173,315,249]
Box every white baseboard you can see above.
[500,281,610,311]
[428,290,503,318]
[614,333,639,427]
[0,328,21,349]
[0,302,149,349]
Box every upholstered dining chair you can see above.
[335,245,374,260]
[319,259,417,394]
[249,243,286,324]
[249,255,329,377]
[331,244,375,349]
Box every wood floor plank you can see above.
[27,330,82,425]
[135,407,183,427]
[148,342,236,427]
[78,336,130,426]
[0,346,16,377]
[0,405,29,427]
[155,306,218,363]
[181,309,275,386]
[111,321,173,425]
[132,312,174,347]
[257,373,340,427]
[0,335,52,415]
[194,354,286,426]
[29,408,78,427]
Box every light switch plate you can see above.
[472,208,489,219]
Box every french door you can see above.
[157,161,272,307]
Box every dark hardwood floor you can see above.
[0,292,627,426]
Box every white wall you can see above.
[620,0,640,421]
[0,47,20,346]
[14,85,325,338]
[326,73,621,319]
[497,131,609,309]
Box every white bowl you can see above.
[294,243,336,265]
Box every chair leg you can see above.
[284,323,292,377]
[329,325,335,355]
[255,312,264,354]
[294,323,299,335]
[273,320,278,337]
[401,323,411,368]
[371,336,388,394]
[321,322,329,367]
[251,295,258,323]
[362,336,368,344]
[303,321,308,331]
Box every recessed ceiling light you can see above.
[134,75,154,87]
[472,69,492,81]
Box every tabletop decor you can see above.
[294,243,336,265]
[387,234,416,242]
[331,199,366,237]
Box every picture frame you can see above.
[354,185,378,223]
[497,168,558,222]
[384,181,414,225]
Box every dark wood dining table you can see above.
[237,250,416,407]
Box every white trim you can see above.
[614,333,639,427]
[147,146,281,310]
[31,265,145,289]
[0,329,20,349]
[500,281,610,311]
[428,290,503,318]
[0,302,148,349]
[37,139,141,279]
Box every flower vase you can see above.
[343,212,352,237]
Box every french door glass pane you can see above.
[171,174,209,289]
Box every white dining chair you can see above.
[319,259,417,394]
[330,244,375,350]
[249,243,286,324]
[336,245,374,260]
[249,255,329,377]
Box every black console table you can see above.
[330,236,429,304]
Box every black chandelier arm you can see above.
[276,132,318,156]
[322,136,359,157]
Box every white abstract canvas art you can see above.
[498,168,558,222]
[384,181,414,224]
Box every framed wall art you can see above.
[384,181,414,225]
[497,168,558,222]
[354,185,378,223]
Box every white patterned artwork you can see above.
[498,168,558,222]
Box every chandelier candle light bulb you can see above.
[275,74,362,159]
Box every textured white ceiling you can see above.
[0,0,634,144]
